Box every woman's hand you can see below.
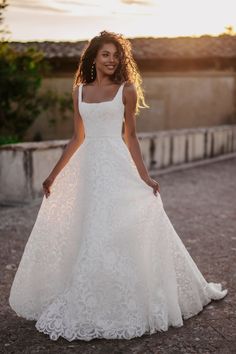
[42,175,55,198]
[143,176,160,196]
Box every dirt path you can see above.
[1,158,236,353]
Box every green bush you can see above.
[0,42,73,144]
[0,1,73,145]
[0,42,48,140]
[0,134,19,145]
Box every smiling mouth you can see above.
[106,65,116,69]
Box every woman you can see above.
[9,30,228,342]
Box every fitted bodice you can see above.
[78,83,125,139]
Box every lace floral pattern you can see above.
[9,83,228,341]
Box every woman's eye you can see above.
[102,54,119,59]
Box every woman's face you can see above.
[94,42,120,77]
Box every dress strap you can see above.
[78,83,83,104]
[78,82,124,104]
[115,82,125,105]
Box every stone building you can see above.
[9,35,236,141]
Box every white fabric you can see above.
[9,82,228,342]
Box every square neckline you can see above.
[80,83,124,104]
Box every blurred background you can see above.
[1,0,236,143]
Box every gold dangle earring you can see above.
[91,63,95,80]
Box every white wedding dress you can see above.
[9,82,228,342]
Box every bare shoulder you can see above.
[124,81,136,91]
[123,81,137,105]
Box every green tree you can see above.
[0,0,10,39]
[0,1,73,145]
[0,43,73,143]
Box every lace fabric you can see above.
[9,82,228,341]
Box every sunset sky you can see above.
[3,0,236,42]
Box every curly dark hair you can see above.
[72,30,149,116]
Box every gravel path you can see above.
[1,158,236,354]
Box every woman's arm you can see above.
[42,85,85,197]
[123,82,160,195]
[47,86,85,178]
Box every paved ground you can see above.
[0,158,236,354]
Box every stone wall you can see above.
[23,71,236,141]
[1,125,236,203]
[140,72,236,131]
[139,125,236,170]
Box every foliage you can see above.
[0,42,73,144]
[0,0,10,40]
[0,42,47,140]
[0,1,73,145]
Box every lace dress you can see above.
[9,82,228,341]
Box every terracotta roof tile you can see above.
[6,35,236,60]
